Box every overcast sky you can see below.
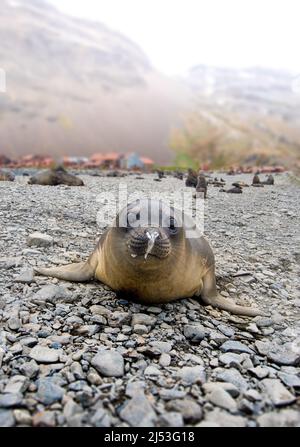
[49,0,300,75]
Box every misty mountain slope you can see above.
[0,0,188,161]
[178,66,300,166]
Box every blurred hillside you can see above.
[0,0,188,162]
[1,0,300,167]
[171,66,300,168]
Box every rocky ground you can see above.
[0,171,299,427]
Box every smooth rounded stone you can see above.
[4,376,28,394]
[131,313,156,327]
[147,307,162,314]
[19,337,38,347]
[220,340,254,355]
[246,323,260,334]
[90,305,111,317]
[158,412,184,427]
[8,317,22,331]
[248,366,269,379]
[254,317,274,328]
[19,360,40,379]
[244,389,262,402]
[166,399,202,423]
[90,315,107,325]
[183,324,207,341]
[14,269,34,284]
[207,387,237,412]
[87,372,102,386]
[219,352,243,367]
[159,353,171,367]
[90,408,111,427]
[32,411,56,427]
[9,342,23,355]
[31,284,71,304]
[278,372,300,388]
[125,381,146,397]
[260,379,296,406]
[74,325,100,336]
[29,345,62,363]
[50,334,72,345]
[13,409,32,426]
[0,409,15,427]
[217,324,235,337]
[70,362,85,380]
[207,329,228,344]
[178,366,206,386]
[257,410,300,427]
[210,358,219,367]
[215,369,249,392]
[158,389,187,401]
[36,378,64,405]
[91,350,124,377]
[144,365,162,378]
[133,324,149,335]
[119,391,157,427]
[63,399,84,427]
[202,382,240,398]
[255,340,300,366]
[149,341,173,353]
[109,311,131,327]
[203,408,247,427]
[27,232,54,248]
[0,393,23,408]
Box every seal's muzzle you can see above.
[129,228,171,259]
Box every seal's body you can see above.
[35,199,260,316]
[28,166,84,186]
[195,174,208,199]
[185,169,198,187]
[262,175,274,185]
[226,186,243,194]
[252,174,260,185]
[0,170,15,182]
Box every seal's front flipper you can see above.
[35,251,98,282]
[201,266,262,317]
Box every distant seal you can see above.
[252,174,260,185]
[262,174,274,185]
[157,170,166,179]
[35,198,260,316]
[232,181,249,188]
[226,186,242,194]
[28,166,84,186]
[0,169,15,182]
[174,171,184,180]
[185,169,198,187]
[194,174,208,199]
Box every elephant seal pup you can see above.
[262,174,274,185]
[193,174,208,199]
[185,169,198,187]
[35,199,260,317]
[232,181,249,188]
[226,185,243,194]
[0,169,15,182]
[252,174,260,185]
[28,166,84,186]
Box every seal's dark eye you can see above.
[127,212,140,228]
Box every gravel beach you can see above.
[0,172,299,427]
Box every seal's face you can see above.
[114,199,184,264]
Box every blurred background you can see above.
[1,0,300,170]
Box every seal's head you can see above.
[112,199,184,266]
